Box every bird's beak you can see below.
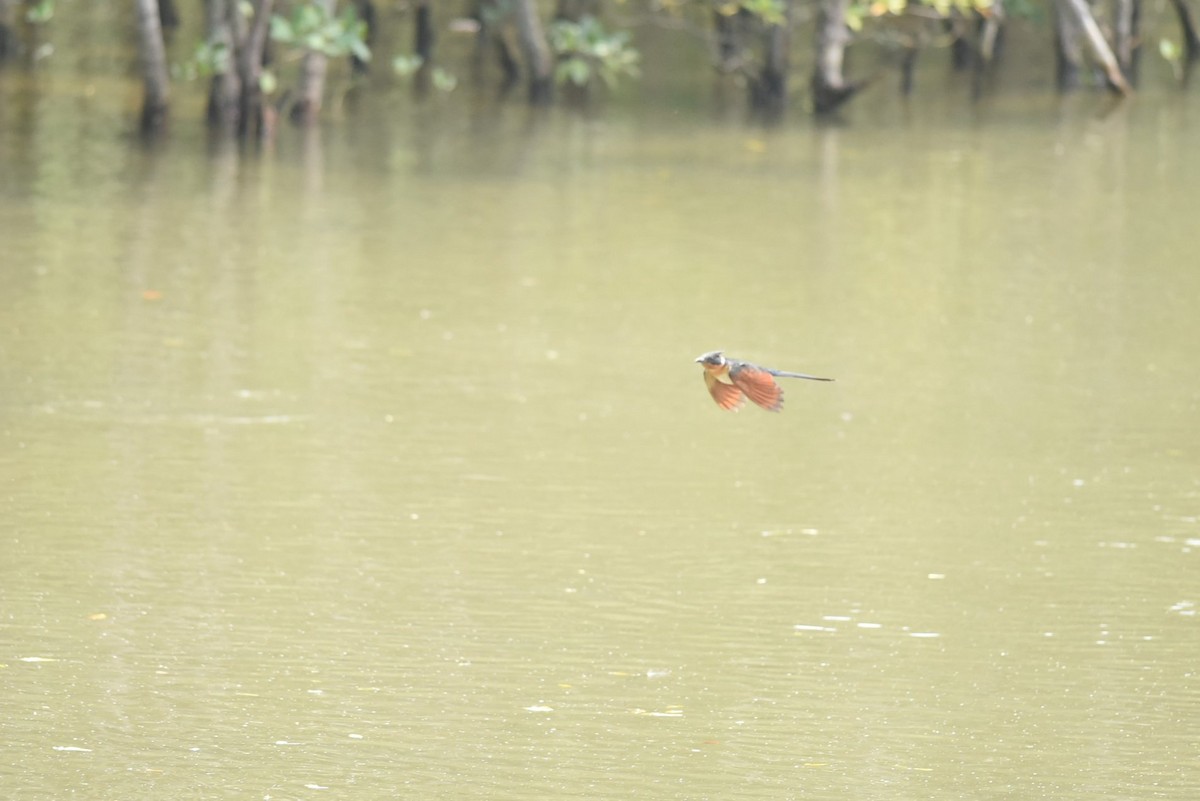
[694,356,703,363]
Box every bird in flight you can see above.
[695,351,833,412]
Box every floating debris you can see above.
[523,705,554,713]
[1169,601,1195,616]
[633,707,683,718]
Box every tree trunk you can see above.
[351,0,375,75]
[1168,0,1200,64]
[713,8,741,73]
[512,0,554,104]
[753,0,790,115]
[1171,0,1200,65]
[158,0,181,30]
[0,0,17,62]
[979,0,1005,65]
[470,0,519,89]
[812,0,860,113]
[1055,0,1131,94]
[205,0,242,128]
[135,0,170,133]
[949,13,974,71]
[1053,0,1086,89]
[236,0,274,138]
[291,0,333,124]
[1112,0,1140,83]
[415,0,434,61]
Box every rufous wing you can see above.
[729,365,784,411]
[704,371,746,411]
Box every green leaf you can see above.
[349,39,372,63]
[270,15,294,43]
[392,54,425,77]
[25,0,54,24]
[431,68,458,92]
[548,16,640,90]
[562,57,591,86]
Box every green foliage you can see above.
[189,40,231,78]
[392,54,424,78]
[391,56,457,93]
[846,0,995,31]
[549,16,640,89]
[1159,39,1183,81]
[430,68,458,93]
[26,0,54,24]
[1002,0,1042,22]
[479,0,513,28]
[270,2,371,62]
[736,0,786,26]
[712,1,786,25]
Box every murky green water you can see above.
[3,55,1200,800]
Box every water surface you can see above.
[2,61,1199,800]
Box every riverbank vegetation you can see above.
[2,0,1198,137]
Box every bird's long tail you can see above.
[770,369,834,382]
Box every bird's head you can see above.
[694,351,726,367]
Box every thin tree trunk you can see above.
[754,0,790,114]
[512,0,554,104]
[469,0,519,89]
[949,13,974,71]
[1054,0,1086,89]
[351,0,375,75]
[0,0,17,61]
[158,0,181,30]
[967,2,1005,97]
[237,0,273,138]
[205,0,242,128]
[1055,0,1132,94]
[292,0,333,124]
[1168,0,1200,64]
[1112,0,1140,83]
[713,8,741,72]
[495,26,521,90]
[410,0,434,96]
[812,0,860,113]
[135,0,171,133]
[415,0,434,61]
[979,0,1005,64]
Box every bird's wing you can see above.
[728,363,784,411]
[704,371,746,411]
